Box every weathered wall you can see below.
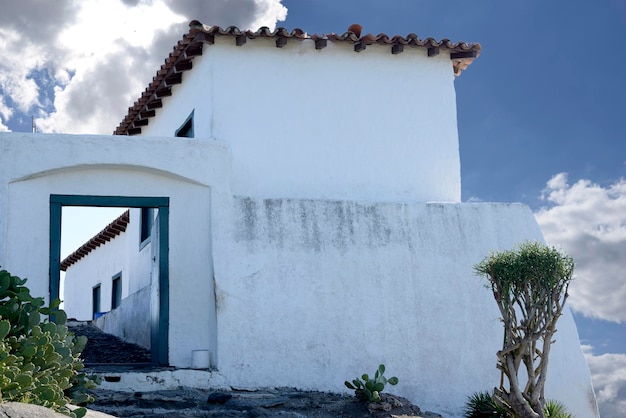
[140,38,461,203]
[0,133,598,418]
[215,197,598,418]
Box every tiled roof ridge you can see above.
[188,20,481,51]
[60,210,130,271]
[114,21,481,136]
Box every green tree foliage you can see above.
[0,269,98,417]
[474,242,574,418]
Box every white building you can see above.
[0,22,599,417]
[61,209,154,349]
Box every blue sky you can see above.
[1,1,625,415]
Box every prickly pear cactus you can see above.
[0,269,98,418]
[345,364,399,402]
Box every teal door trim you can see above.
[49,194,170,365]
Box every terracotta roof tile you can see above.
[114,21,481,136]
[60,210,130,271]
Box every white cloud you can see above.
[0,96,13,125]
[583,345,626,417]
[0,118,9,132]
[35,0,188,134]
[535,173,626,322]
[164,0,287,30]
[247,0,289,30]
[0,0,287,134]
[0,27,47,116]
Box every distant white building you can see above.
[61,209,154,349]
[0,22,598,417]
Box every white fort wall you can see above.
[215,197,597,418]
[140,37,461,203]
[0,128,598,418]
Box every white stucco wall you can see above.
[63,229,128,320]
[140,37,461,203]
[215,197,598,418]
[0,132,229,368]
[0,133,598,418]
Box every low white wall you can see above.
[95,285,151,349]
[215,198,597,418]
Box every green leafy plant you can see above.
[474,242,574,418]
[544,400,574,418]
[463,392,574,418]
[463,391,510,418]
[0,269,99,417]
[344,364,398,402]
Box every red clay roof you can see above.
[60,210,130,271]
[114,21,481,136]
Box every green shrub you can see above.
[344,364,398,402]
[463,392,510,418]
[0,269,98,417]
[544,399,574,418]
[463,391,575,418]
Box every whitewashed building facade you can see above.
[0,22,599,417]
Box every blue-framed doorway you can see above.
[49,195,169,365]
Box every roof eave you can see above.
[114,21,481,136]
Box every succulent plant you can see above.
[0,269,98,418]
[345,364,398,403]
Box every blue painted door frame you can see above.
[49,195,170,365]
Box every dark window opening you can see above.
[112,274,122,310]
[92,284,101,320]
[140,207,154,246]
[175,110,194,138]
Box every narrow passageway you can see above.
[69,321,151,366]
